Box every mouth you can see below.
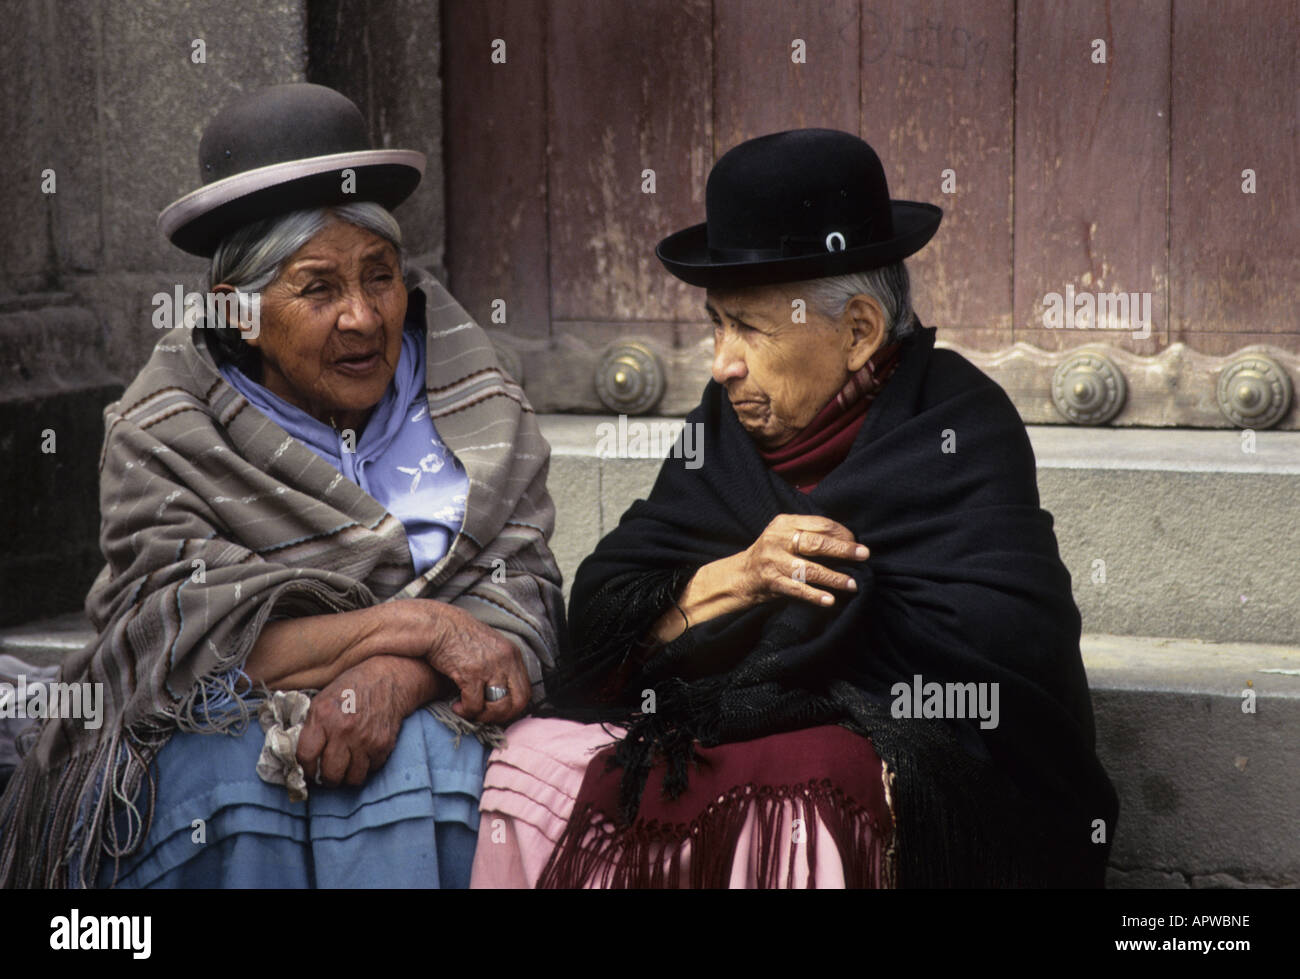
[333,351,383,374]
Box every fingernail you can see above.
[847,579,858,591]
[855,546,869,559]
[821,594,833,605]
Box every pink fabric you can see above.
[469,716,891,888]
[470,717,613,888]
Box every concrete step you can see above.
[1084,634,1299,888]
[540,417,1300,646]
[0,612,95,668]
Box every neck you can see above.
[327,407,372,437]
[253,362,373,436]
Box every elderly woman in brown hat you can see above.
[471,128,1118,888]
[0,83,564,888]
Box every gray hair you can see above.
[800,260,915,343]
[204,201,404,371]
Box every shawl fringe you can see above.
[537,778,891,889]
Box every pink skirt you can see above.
[469,716,895,888]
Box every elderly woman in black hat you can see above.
[470,129,1117,889]
[0,84,564,888]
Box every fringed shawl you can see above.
[0,270,565,888]
[545,323,1119,887]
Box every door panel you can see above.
[1170,0,1299,341]
[444,0,551,340]
[860,0,1015,348]
[1013,0,1170,354]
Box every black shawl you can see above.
[542,323,1118,887]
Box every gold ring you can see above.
[791,531,801,553]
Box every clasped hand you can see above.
[296,600,529,788]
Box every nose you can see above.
[711,330,747,385]
[338,286,383,333]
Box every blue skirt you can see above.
[95,707,486,888]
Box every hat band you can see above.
[707,217,877,263]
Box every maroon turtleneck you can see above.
[757,341,903,493]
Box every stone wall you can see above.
[1,1,309,382]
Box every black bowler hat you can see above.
[656,128,941,289]
[158,83,424,257]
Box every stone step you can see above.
[540,417,1300,646]
[1083,634,1299,888]
[0,612,95,668]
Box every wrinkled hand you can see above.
[297,656,426,788]
[421,601,531,725]
[732,513,869,611]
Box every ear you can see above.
[212,283,262,348]
[842,294,886,372]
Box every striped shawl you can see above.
[0,270,565,887]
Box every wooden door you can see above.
[443,0,1299,429]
